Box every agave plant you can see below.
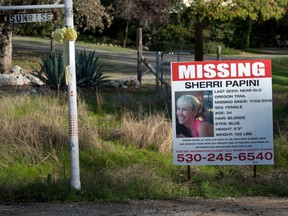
[31,50,109,91]
[76,50,110,89]
[31,52,66,92]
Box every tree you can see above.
[228,0,288,49]
[185,0,288,60]
[73,0,112,33]
[0,0,112,74]
[112,0,170,47]
[112,0,135,47]
[0,22,12,74]
[0,0,53,73]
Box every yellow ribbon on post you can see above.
[65,65,70,85]
[54,28,66,43]
[54,27,77,43]
[64,27,77,41]
[53,27,77,85]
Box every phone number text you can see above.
[176,152,273,163]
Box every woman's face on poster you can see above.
[176,104,195,125]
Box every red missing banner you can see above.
[171,59,271,81]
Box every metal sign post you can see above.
[0,0,81,190]
[64,0,81,190]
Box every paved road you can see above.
[12,36,193,82]
[12,36,288,83]
[13,36,163,82]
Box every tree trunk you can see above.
[0,23,12,74]
[244,17,252,50]
[123,20,129,48]
[239,18,252,50]
[194,18,203,61]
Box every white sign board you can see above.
[171,59,274,165]
[8,13,54,23]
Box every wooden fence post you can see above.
[217,46,221,60]
[137,28,143,84]
[50,31,55,54]
[155,52,160,92]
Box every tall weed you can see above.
[117,110,172,153]
[0,94,101,165]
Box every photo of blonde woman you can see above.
[176,92,214,138]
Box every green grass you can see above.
[272,58,288,91]
[0,90,287,203]
[271,58,288,121]
[1,39,288,203]
[13,50,41,71]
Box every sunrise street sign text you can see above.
[0,13,54,23]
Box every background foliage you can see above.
[2,0,288,52]
[31,50,108,91]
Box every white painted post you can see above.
[0,0,81,191]
[64,0,81,190]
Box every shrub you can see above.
[76,50,110,89]
[147,24,193,51]
[148,41,192,51]
[204,41,241,55]
[31,52,66,92]
[32,50,109,91]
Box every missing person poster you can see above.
[171,59,273,165]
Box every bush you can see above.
[148,41,192,52]
[31,52,66,92]
[32,50,109,91]
[147,24,193,51]
[204,41,241,55]
[76,50,110,89]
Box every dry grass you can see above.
[113,164,157,185]
[0,88,172,168]
[0,93,101,165]
[1,117,67,164]
[117,110,172,153]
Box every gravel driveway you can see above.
[1,196,288,216]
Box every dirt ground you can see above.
[1,196,288,216]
